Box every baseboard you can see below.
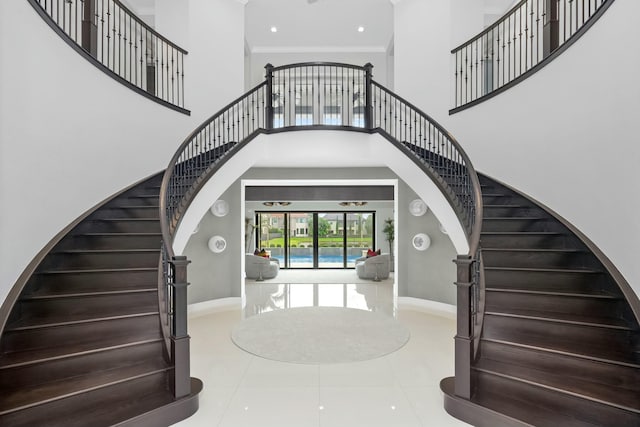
[398,297,456,319]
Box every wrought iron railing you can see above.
[159,62,484,400]
[28,0,188,112]
[451,0,614,112]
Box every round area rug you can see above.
[231,307,410,364]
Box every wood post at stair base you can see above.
[170,256,191,399]
[454,254,475,399]
[171,335,191,399]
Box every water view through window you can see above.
[256,212,374,269]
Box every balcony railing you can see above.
[451,0,614,112]
[28,0,188,112]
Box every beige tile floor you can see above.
[172,282,471,427]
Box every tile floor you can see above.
[172,282,471,427]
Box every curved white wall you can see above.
[395,0,640,298]
[173,131,469,256]
[0,0,244,304]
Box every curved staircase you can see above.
[442,174,640,427]
[0,173,200,426]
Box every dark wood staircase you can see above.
[0,173,199,426]
[443,174,640,426]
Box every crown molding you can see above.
[250,45,387,54]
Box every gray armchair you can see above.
[355,253,390,280]
[245,254,279,280]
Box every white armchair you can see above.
[355,253,390,281]
[245,254,279,280]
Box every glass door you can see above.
[256,213,285,266]
[288,213,314,268]
[317,213,344,268]
[346,213,374,267]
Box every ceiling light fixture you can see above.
[262,201,291,206]
[357,26,365,33]
[270,26,278,33]
[339,201,368,207]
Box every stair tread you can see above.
[7,311,160,331]
[485,266,601,273]
[481,338,640,369]
[485,287,619,299]
[51,249,160,254]
[482,231,563,235]
[90,218,159,221]
[0,361,170,414]
[485,308,631,329]
[0,337,164,369]
[482,248,583,253]
[75,232,162,236]
[472,373,618,427]
[475,358,640,413]
[38,267,157,274]
[484,216,547,220]
[22,288,157,300]
[482,331,639,365]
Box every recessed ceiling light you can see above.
[270,26,278,33]
[357,26,365,32]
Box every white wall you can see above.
[394,0,640,297]
[394,0,451,123]
[155,0,246,125]
[0,0,244,305]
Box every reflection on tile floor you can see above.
[244,282,395,318]
[172,294,471,427]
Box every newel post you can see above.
[265,63,274,130]
[453,254,474,399]
[81,0,97,56]
[543,0,559,57]
[364,63,374,130]
[170,255,191,399]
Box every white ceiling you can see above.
[245,0,394,53]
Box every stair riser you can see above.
[57,234,162,250]
[17,292,159,322]
[91,207,160,219]
[485,291,622,319]
[43,251,160,270]
[78,220,160,234]
[481,233,571,249]
[2,315,162,354]
[474,370,639,427]
[484,269,607,293]
[483,250,589,269]
[0,371,171,427]
[107,196,159,207]
[480,340,640,391]
[0,341,166,390]
[483,206,542,217]
[483,314,633,351]
[482,219,553,232]
[29,269,158,294]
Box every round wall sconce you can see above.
[412,233,431,251]
[211,200,229,217]
[208,235,227,253]
[409,199,428,216]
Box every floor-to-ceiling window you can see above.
[256,211,375,269]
